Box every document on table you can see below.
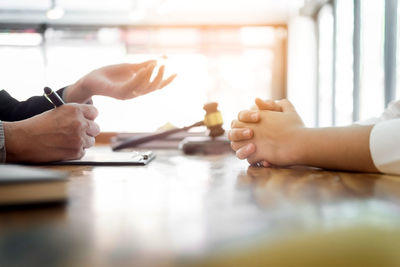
[50,147,156,166]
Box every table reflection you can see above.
[239,167,378,204]
[1,151,400,267]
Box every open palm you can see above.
[80,60,176,100]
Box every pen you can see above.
[44,86,65,107]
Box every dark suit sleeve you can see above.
[0,88,66,121]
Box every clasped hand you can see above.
[228,98,305,167]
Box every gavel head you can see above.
[203,102,225,137]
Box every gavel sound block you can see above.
[180,103,232,154]
[111,102,228,152]
[179,136,232,155]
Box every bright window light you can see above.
[317,5,334,127]
[0,45,45,101]
[0,32,42,46]
[335,0,354,126]
[1,27,281,133]
[359,0,385,121]
[397,1,400,100]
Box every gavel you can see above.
[111,102,225,151]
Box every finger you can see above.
[40,148,82,162]
[134,64,157,93]
[247,157,259,165]
[231,140,249,151]
[128,67,148,96]
[83,136,96,149]
[142,64,156,84]
[246,153,268,166]
[250,104,258,111]
[146,65,165,92]
[238,110,260,123]
[231,119,246,129]
[79,104,99,120]
[255,98,282,112]
[276,99,295,112]
[236,143,256,160]
[132,60,157,70]
[261,160,271,167]
[231,140,251,151]
[85,120,101,137]
[255,98,269,110]
[63,147,86,160]
[159,74,177,88]
[228,128,253,142]
[53,145,86,161]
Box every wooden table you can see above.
[1,147,400,267]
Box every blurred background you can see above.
[0,0,398,131]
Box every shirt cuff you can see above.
[370,118,400,175]
[0,121,5,163]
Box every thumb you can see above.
[276,99,295,112]
[255,98,282,112]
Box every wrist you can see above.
[64,78,93,103]
[3,121,25,162]
[289,127,310,165]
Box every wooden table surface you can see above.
[1,147,400,267]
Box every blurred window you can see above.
[359,0,385,120]
[317,5,334,127]
[335,0,354,126]
[397,1,400,100]
[0,26,285,132]
[0,31,44,100]
[317,0,386,125]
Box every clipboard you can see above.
[50,148,156,166]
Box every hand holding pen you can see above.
[44,87,65,107]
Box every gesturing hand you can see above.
[4,104,100,163]
[65,60,177,103]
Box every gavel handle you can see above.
[111,121,204,151]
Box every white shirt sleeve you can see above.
[370,118,400,175]
[368,100,400,175]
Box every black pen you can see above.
[44,86,65,107]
